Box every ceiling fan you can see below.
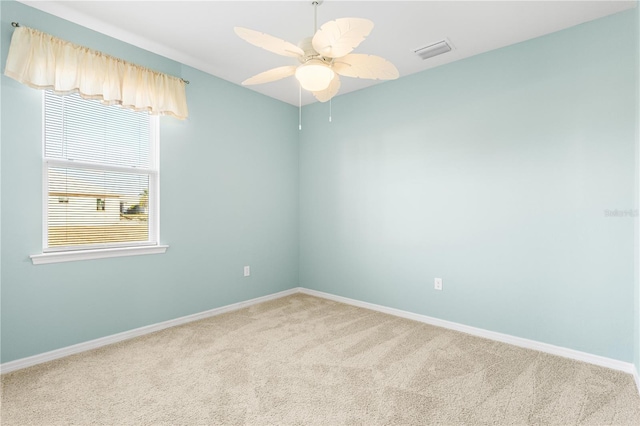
[234,0,399,103]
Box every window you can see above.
[31,91,167,264]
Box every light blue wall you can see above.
[0,1,299,363]
[300,9,638,362]
[635,3,640,376]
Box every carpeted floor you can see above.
[2,293,640,425]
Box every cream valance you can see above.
[4,26,188,120]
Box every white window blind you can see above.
[43,91,158,251]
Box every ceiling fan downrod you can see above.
[312,1,322,34]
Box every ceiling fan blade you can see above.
[241,66,297,85]
[312,18,374,58]
[312,75,341,103]
[234,27,304,58]
[332,54,399,80]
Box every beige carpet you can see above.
[2,294,640,425]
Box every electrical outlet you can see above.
[434,277,442,291]
[244,266,250,277]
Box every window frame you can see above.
[30,92,167,264]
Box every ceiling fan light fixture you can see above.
[235,2,398,105]
[295,60,335,92]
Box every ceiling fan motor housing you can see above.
[297,36,329,64]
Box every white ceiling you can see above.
[19,1,637,106]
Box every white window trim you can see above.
[31,92,168,265]
[30,245,169,265]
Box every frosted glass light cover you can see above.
[295,60,335,92]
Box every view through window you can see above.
[43,91,158,250]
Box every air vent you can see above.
[414,40,452,60]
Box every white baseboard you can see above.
[299,288,638,378]
[2,285,638,396]
[0,288,298,374]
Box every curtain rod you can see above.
[10,22,190,84]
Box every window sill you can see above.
[30,245,169,265]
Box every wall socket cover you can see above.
[434,277,442,290]
[243,266,250,277]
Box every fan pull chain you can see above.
[299,84,302,130]
[329,98,332,123]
